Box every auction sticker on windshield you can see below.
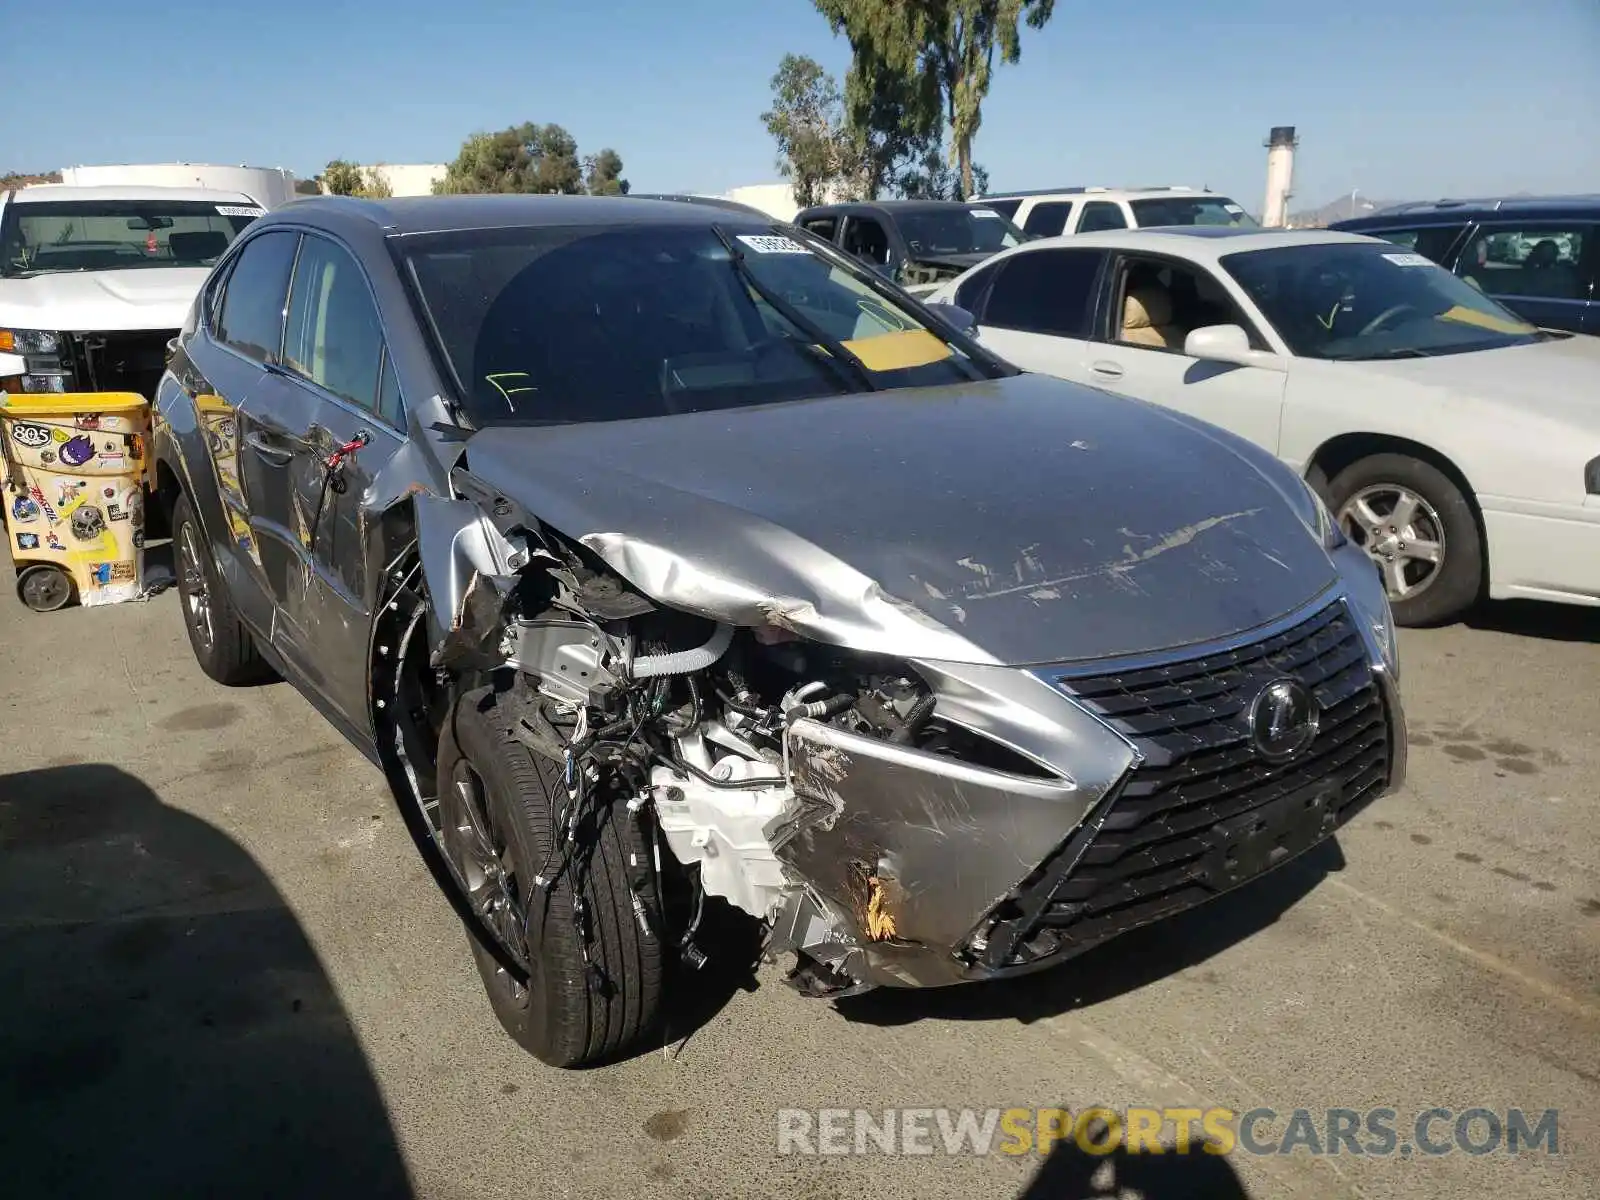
[971,209,1002,219]
[1382,252,1433,267]
[737,235,811,255]
[215,205,266,217]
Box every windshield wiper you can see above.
[708,224,878,392]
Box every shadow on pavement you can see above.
[0,764,412,1199]
[1018,1137,1253,1199]
[1464,598,1600,644]
[838,838,1343,1027]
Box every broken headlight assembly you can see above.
[0,327,71,393]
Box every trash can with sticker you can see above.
[1,393,152,612]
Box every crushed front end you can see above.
[414,483,1404,1000]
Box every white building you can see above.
[362,163,448,197]
[59,163,299,209]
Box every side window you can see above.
[283,235,385,411]
[800,216,839,242]
[377,352,406,429]
[203,255,237,331]
[1077,202,1128,233]
[979,198,1021,220]
[1023,202,1073,238]
[983,250,1105,336]
[954,263,998,316]
[1112,256,1265,353]
[1454,225,1590,301]
[215,231,299,362]
[841,217,891,266]
[1371,225,1464,266]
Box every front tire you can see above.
[1328,453,1482,626]
[437,687,663,1067]
[172,493,272,684]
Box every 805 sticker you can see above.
[10,422,53,449]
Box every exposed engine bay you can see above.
[419,491,1098,999]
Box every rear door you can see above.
[209,228,302,635]
[1021,200,1075,239]
[1452,221,1596,334]
[270,231,408,733]
[1074,201,1129,234]
[968,248,1106,376]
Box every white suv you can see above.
[0,185,263,400]
[972,186,1256,240]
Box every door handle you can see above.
[1090,360,1125,379]
[244,430,294,466]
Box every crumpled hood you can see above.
[0,267,210,332]
[460,373,1338,666]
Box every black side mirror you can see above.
[924,301,977,334]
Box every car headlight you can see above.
[0,328,71,394]
[0,328,62,355]
[1302,478,1347,550]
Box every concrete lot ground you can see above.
[0,550,1595,1200]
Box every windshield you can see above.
[1221,242,1542,361]
[0,200,262,277]
[1130,196,1257,229]
[897,208,1026,256]
[400,223,995,427]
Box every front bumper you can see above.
[775,585,1406,991]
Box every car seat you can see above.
[1121,286,1184,349]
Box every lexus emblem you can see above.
[1248,678,1320,762]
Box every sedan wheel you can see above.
[1327,453,1482,627]
[1337,484,1445,601]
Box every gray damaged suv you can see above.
[153,195,1405,1067]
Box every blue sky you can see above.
[10,0,1598,210]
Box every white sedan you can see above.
[924,227,1600,625]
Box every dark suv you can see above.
[794,199,1027,290]
[1330,196,1599,334]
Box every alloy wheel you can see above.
[442,760,533,997]
[1337,484,1445,600]
[177,522,215,651]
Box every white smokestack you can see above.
[1262,126,1298,228]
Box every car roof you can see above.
[1004,226,1382,261]
[262,193,777,236]
[974,186,1229,202]
[1332,194,1600,229]
[797,199,991,216]
[6,184,259,205]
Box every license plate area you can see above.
[1199,781,1341,890]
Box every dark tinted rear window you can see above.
[216,231,299,362]
[983,249,1105,336]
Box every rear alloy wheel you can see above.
[171,493,272,685]
[1329,453,1482,626]
[17,564,73,613]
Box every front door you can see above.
[1086,254,1287,453]
[270,232,404,733]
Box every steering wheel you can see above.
[1358,304,1416,337]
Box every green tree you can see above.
[816,0,1054,199]
[320,159,367,196]
[761,54,866,207]
[583,148,630,195]
[435,123,586,195]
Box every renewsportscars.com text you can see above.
[775,1106,1559,1159]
